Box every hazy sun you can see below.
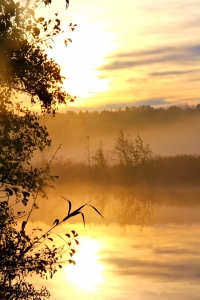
[64,237,104,292]
[45,20,114,100]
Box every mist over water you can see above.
[39,107,200,161]
[28,183,200,300]
[29,183,200,227]
[30,106,200,299]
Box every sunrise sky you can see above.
[39,0,200,111]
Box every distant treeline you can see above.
[41,104,200,132]
[38,104,200,159]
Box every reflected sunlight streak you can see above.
[64,237,104,292]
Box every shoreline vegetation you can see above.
[37,105,200,188]
[47,153,200,187]
[30,109,200,227]
[39,103,200,160]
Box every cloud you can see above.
[149,70,200,77]
[185,17,200,29]
[190,45,200,56]
[153,248,200,255]
[97,44,200,72]
[132,99,169,106]
[89,98,169,110]
[101,256,200,280]
[106,47,175,59]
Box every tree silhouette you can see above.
[114,130,153,166]
[0,0,76,113]
[91,141,108,168]
[0,101,104,298]
[0,0,104,298]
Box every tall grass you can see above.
[47,154,200,187]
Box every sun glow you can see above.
[45,20,113,101]
[64,237,104,292]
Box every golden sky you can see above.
[39,0,200,110]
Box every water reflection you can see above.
[31,223,200,300]
[117,196,153,227]
[30,184,200,227]
[26,184,200,299]
[64,236,104,292]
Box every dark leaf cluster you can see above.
[0,195,79,299]
[0,0,75,113]
[0,102,56,198]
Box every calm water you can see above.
[29,185,200,300]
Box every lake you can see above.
[29,184,200,300]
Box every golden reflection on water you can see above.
[27,185,200,299]
[31,221,200,300]
[64,236,104,292]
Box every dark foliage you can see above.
[0,197,80,299]
[49,153,200,187]
[0,1,105,299]
[0,0,75,113]
[0,101,54,195]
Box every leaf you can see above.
[75,239,79,245]
[32,27,40,37]
[58,265,62,268]
[33,202,39,209]
[71,230,75,235]
[5,187,13,196]
[21,221,27,236]
[37,17,45,23]
[22,198,28,206]
[53,219,59,226]
[88,205,105,219]
[48,238,53,241]
[62,202,89,222]
[61,197,72,216]
[67,38,72,43]
[65,233,70,238]
[12,187,19,194]
[80,212,85,227]
[65,199,72,215]
[22,191,30,198]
